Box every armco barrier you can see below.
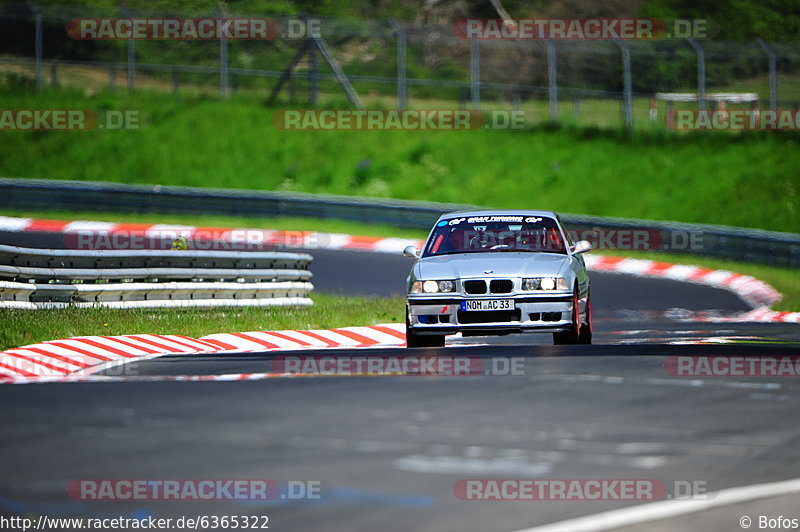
[0,177,461,230]
[1,178,798,267]
[0,280,36,309]
[0,243,313,309]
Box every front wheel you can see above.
[405,314,446,348]
[553,286,588,345]
[579,292,593,344]
[406,333,445,348]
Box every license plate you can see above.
[461,299,515,311]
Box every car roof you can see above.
[437,209,558,219]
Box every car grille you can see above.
[463,279,514,294]
[457,309,521,324]
[463,280,487,294]
[490,279,514,294]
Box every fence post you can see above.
[288,69,295,104]
[757,38,777,110]
[469,39,480,111]
[665,100,674,129]
[687,38,705,111]
[119,6,135,93]
[27,1,43,91]
[546,40,558,120]
[171,68,179,93]
[613,40,633,129]
[109,64,116,88]
[309,38,318,106]
[218,10,229,98]
[389,20,407,109]
[50,62,58,87]
[313,34,363,108]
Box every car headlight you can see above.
[410,280,456,294]
[522,277,569,291]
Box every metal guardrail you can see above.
[0,177,466,229]
[0,281,36,309]
[0,242,314,309]
[560,214,800,269]
[32,282,312,309]
[0,244,313,279]
[1,178,798,267]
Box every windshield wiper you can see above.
[424,250,486,257]
[489,248,566,254]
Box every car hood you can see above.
[414,252,570,280]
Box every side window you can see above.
[558,216,575,248]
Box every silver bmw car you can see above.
[403,210,593,347]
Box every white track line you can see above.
[512,477,800,532]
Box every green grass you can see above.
[0,293,406,352]
[0,85,798,234]
[0,83,797,351]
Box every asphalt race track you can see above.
[1,234,799,532]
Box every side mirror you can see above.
[403,245,420,258]
[572,240,592,254]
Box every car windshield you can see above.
[423,215,567,257]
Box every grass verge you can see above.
[0,293,406,352]
[0,86,798,233]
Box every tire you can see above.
[553,286,582,345]
[407,333,446,348]
[405,314,446,348]
[579,292,593,345]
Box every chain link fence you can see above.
[1,2,799,128]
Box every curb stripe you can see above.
[102,335,175,353]
[177,335,235,351]
[325,329,380,345]
[261,331,315,347]
[370,324,408,340]
[152,334,210,352]
[0,361,36,378]
[15,347,91,369]
[74,338,138,358]
[99,336,161,354]
[229,332,280,349]
[44,341,114,362]
[3,351,78,373]
[284,330,342,347]
[0,324,411,383]
[125,335,188,353]
[25,219,69,232]
[197,338,239,351]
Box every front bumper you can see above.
[407,294,574,336]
